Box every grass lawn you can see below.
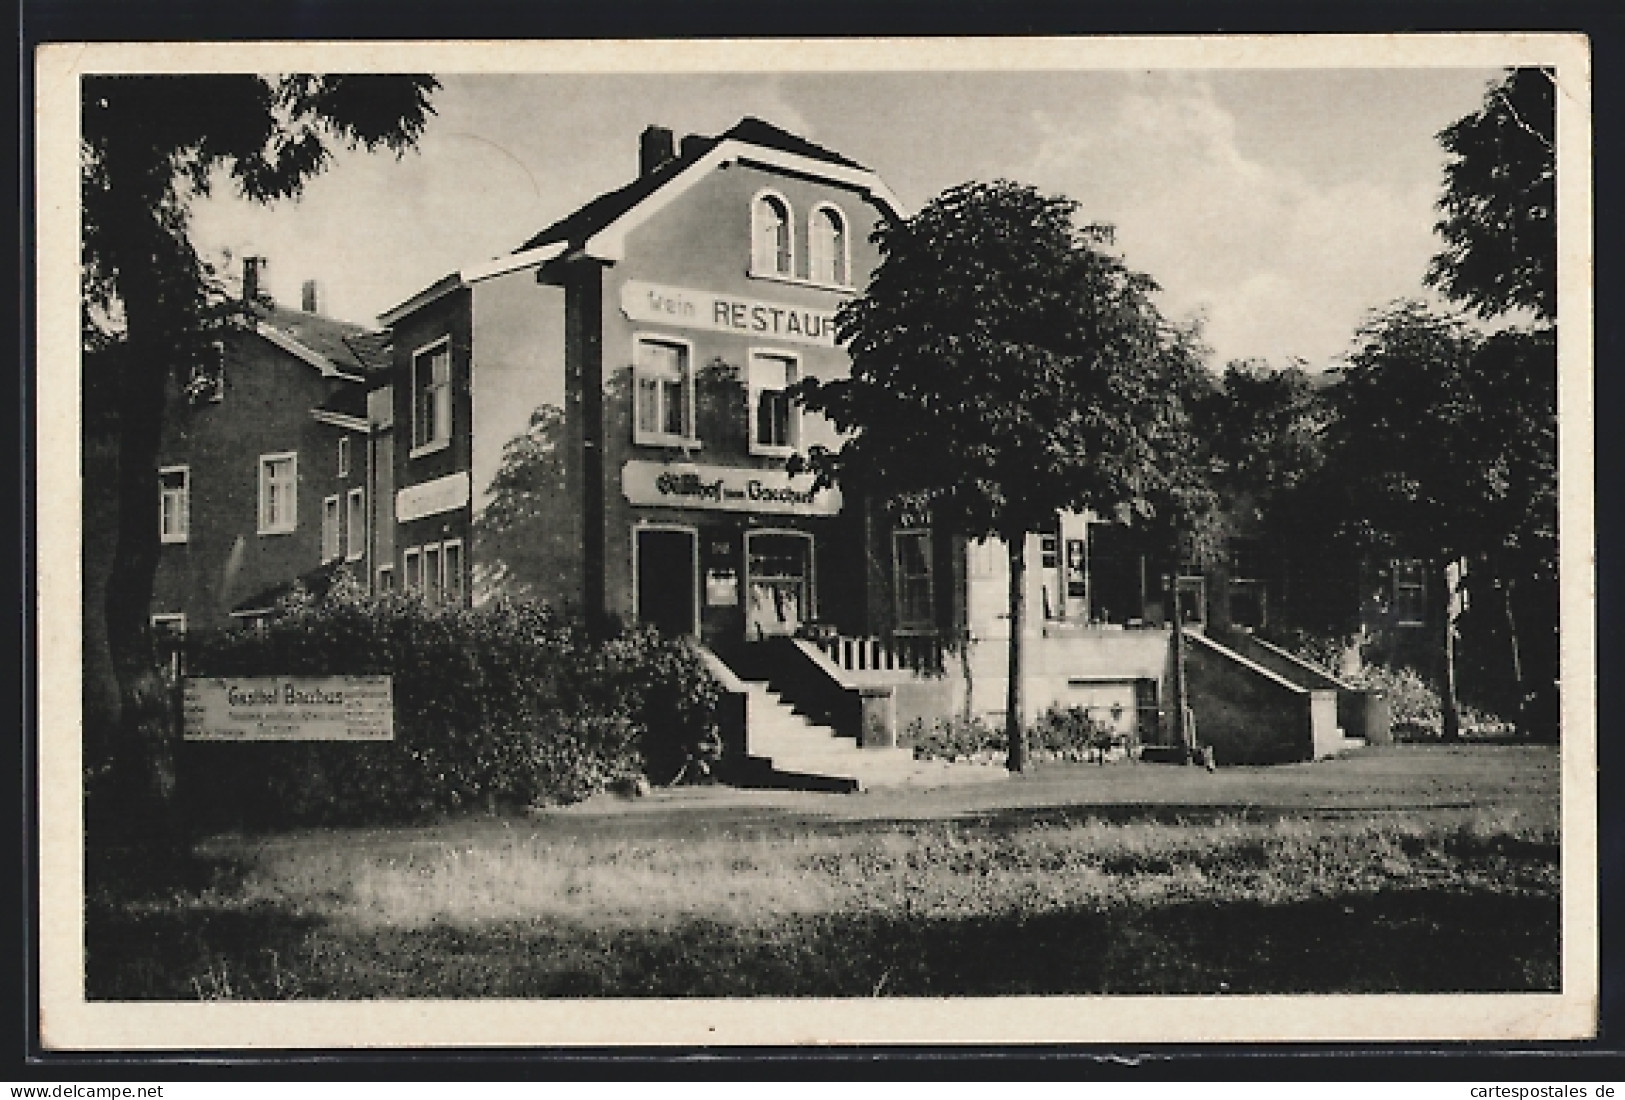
[86,744,1560,999]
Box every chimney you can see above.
[639,125,675,177]
[242,255,268,303]
[679,133,707,161]
[301,279,320,314]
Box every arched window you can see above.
[809,203,848,285]
[752,191,793,276]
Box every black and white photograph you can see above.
[36,35,1596,1049]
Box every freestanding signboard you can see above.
[182,676,394,741]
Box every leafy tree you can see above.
[797,180,1208,772]
[1328,301,1556,739]
[1202,360,1330,522]
[1196,360,1346,631]
[1455,326,1559,738]
[82,74,437,844]
[1330,303,1479,740]
[1427,67,1556,322]
[473,404,578,604]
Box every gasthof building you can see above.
[134,117,1388,775]
[376,119,960,658]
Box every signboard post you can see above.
[182,676,395,742]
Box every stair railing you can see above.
[814,632,944,676]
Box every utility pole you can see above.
[1167,573,1192,763]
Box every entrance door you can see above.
[746,531,812,638]
[636,527,697,637]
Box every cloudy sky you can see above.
[189,64,1502,369]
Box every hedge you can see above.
[172,580,721,829]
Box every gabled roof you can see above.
[342,330,394,375]
[379,117,904,326]
[516,116,882,255]
[255,304,390,382]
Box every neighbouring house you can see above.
[147,266,391,634]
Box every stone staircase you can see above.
[740,681,1007,793]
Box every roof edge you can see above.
[253,322,364,383]
[583,138,908,263]
[311,408,370,432]
[377,272,465,328]
[461,241,570,285]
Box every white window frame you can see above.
[321,494,341,562]
[158,465,189,544]
[742,527,816,635]
[632,334,698,447]
[410,337,453,458]
[748,348,800,457]
[403,546,422,591]
[892,528,935,632]
[750,189,796,279]
[442,538,465,606]
[808,202,850,287]
[257,452,298,535]
[150,612,187,635]
[345,487,366,561]
[377,563,396,592]
[1393,558,1428,626]
[337,435,351,478]
[423,543,443,605]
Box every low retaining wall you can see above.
[1219,632,1392,746]
[961,628,1170,736]
[1183,632,1338,764]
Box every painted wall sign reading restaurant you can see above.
[622,460,842,516]
[620,280,841,347]
[183,676,394,741]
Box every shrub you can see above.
[179,590,721,828]
[1352,663,1442,738]
[904,713,1003,764]
[906,706,1130,765]
[1028,705,1127,763]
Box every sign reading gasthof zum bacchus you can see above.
[183,676,394,741]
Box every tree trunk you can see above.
[959,628,975,724]
[95,144,190,860]
[1439,557,1463,743]
[1501,574,1527,739]
[1005,533,1028,774]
